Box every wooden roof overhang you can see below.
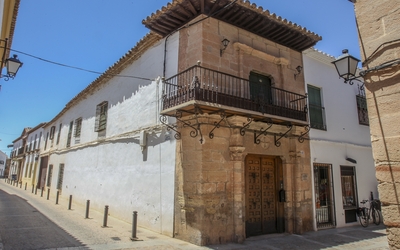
[142,0,321,52]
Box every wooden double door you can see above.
[245,155,284,237]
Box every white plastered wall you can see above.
[41,33,179,236]
[0,150,6,177]
[303,49,378,229]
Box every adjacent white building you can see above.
[38,33,179,235]
[303,48,378,229]
[0,150,7,177]
[19,123,45,187]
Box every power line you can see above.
[0,132,19,136]
[8,48,154,81]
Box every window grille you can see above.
[47,165,53,187]
[49,126,56,140]
[95,101,108,132]
[56,123,62,145]
[356,95,369,125]
[57,164,64,190]
[74,118,82,138]
[66,121,73,148]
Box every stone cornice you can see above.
[234,42,289,65]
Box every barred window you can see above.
[95,101,108,132]
[47,165,53,187]
[66,121,73,148]
[57,164,65,190]
[356,95,369,125]
[49,126,56,140]
[74,117,82,138]
[56,123,62,145]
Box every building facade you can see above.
[10,127,30,181]
[303,48,378,230]
[0,150,7,177]
[352,0,400,248]
[18,0,393,247]
[31,1,320,246]
[19,123,45,188]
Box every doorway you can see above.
[245,155,284,237]
[249,72,272,106]
[38,156,48,189]
[314,163,336,229]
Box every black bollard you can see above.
[34,186,38,195]
[20,182,22,188]
[25,182,27,190]
[41,187,44,197]
[31,184,34,193]
[130,211,139,240]
[56,190,59,205]
[68,195,72,210]
[47,188,50,200]
[102,205,109,227]
[85,200,90,219]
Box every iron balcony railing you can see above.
[162,65,308,121]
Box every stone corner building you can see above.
[143,0,320,245]
[11,0,321,247]
[352,0,400,248]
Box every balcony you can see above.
[161,66,308,123]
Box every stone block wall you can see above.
[354,0,400,248]
[173,115,312,245]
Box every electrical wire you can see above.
[7,48,154,81]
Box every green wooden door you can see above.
[249,72,272,105]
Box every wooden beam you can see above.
[167,10,187,22]
[163,14,183,26]
[186,0,198,16]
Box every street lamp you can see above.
[0,38,23,81]
[332,49,400,85]
[331,49,362,84]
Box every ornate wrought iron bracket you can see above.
[240,117,253,136]
[191,105,204,144]
[274,124,293,147]
[298,125,310,143]
[160,115,181,140]
[177,116,199,140]
[209,111,226,139]
[254,118,273,144]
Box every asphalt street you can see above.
[0,180,390,250]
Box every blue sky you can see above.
[0,0,359,155]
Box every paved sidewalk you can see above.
[0,180,390,250]
[0,180,206,250]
